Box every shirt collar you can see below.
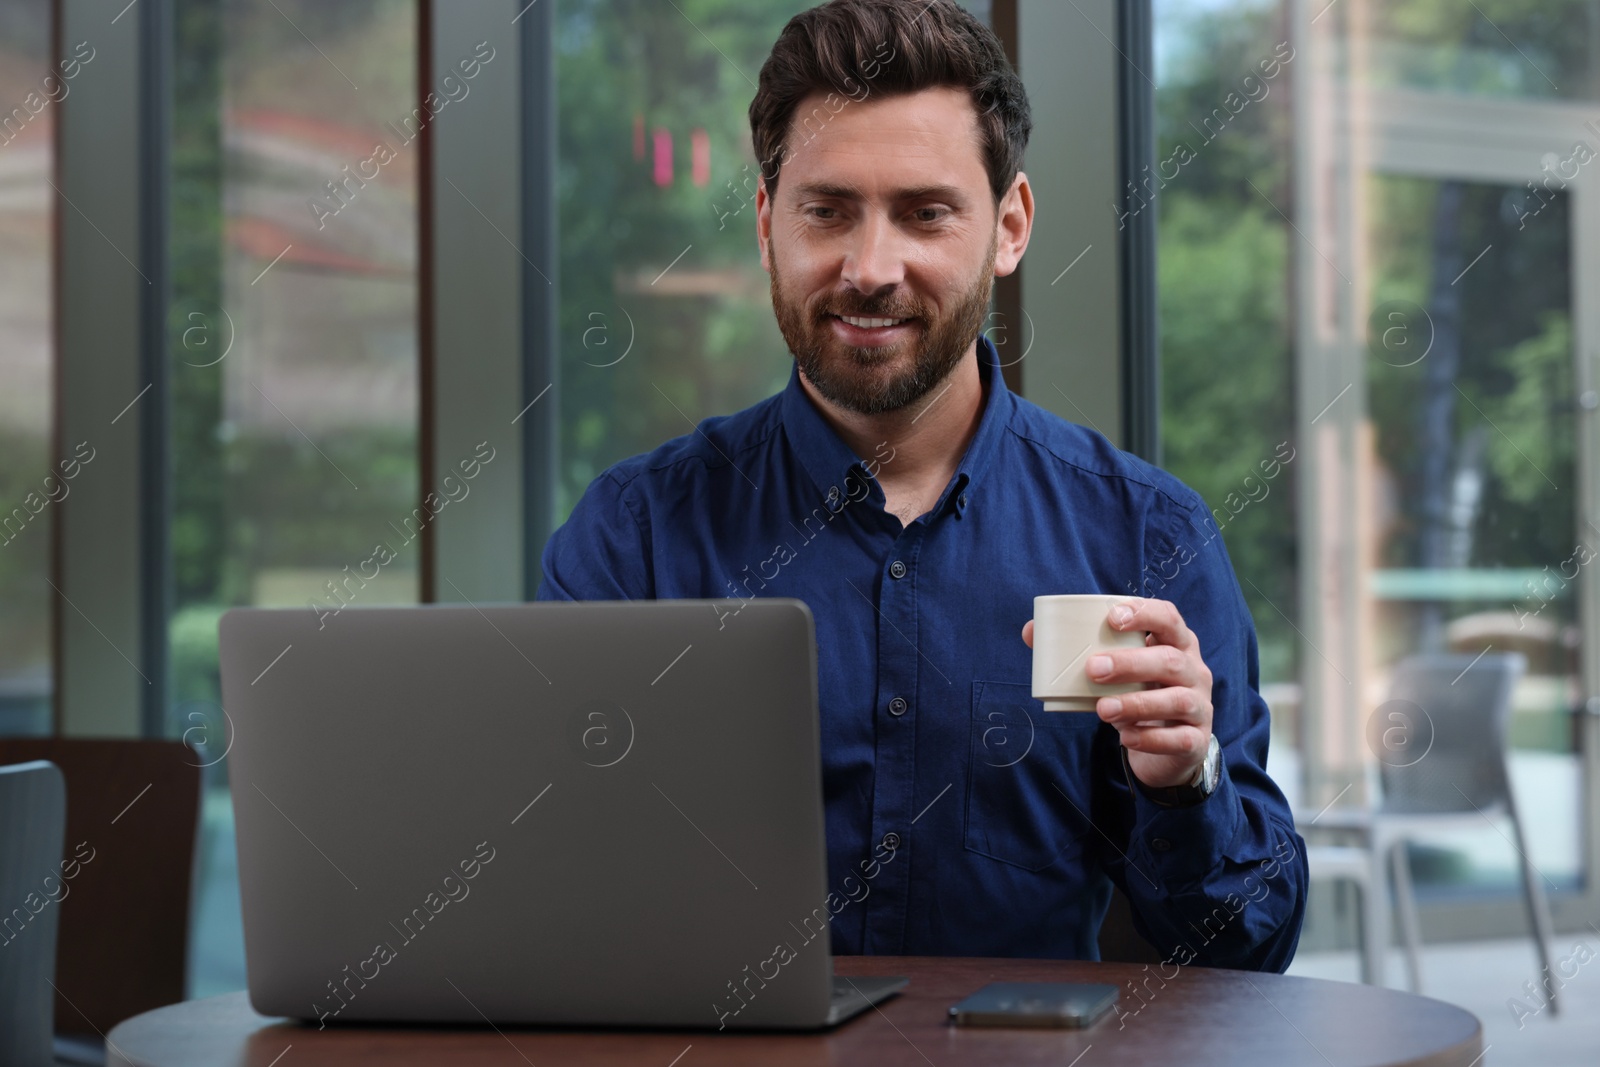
[779,332,1014,515]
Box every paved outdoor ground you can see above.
[1288,934,1600,1065]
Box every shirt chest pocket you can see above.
[964,680,1106,872]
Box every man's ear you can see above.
[757,178,773,274]
[994,170,1033,278]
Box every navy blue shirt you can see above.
[537,335,1306,971]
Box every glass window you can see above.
[1154,0,1592,904]
[552,0,996,519]
[1153,0,1300,739]
[171,0,420,996]
[1366,171,1581,893]
[554,0,812,520]
[0,0,55,738]
[1360,0,1599,102]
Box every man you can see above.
[538,0,1306,971]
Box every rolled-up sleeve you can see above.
[1096,498,1308,972]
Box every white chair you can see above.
[1304,841,1386,985]
[1301,653,1558,1003]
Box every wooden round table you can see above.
[107,955,1483,1066]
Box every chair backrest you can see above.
[1376,652,1524,816]
[0,739,200,1035]
[0,760,67,1067]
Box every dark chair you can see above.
[0,739,201,1052]
[0,760,67,1067]
[1097,883,1163,965]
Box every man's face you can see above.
[759,86,1005,416]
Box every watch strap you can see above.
[1120,733,1220,808]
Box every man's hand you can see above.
[1021,598,1213,789]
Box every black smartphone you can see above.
[947,982,1119,1029]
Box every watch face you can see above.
[1203,735,1221,792]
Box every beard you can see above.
[771,235,997,416]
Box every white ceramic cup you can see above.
[1030,594,1148,712]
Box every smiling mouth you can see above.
[832,314,914,329]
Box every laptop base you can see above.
[826,975,909,1026]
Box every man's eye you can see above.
[807,206,838,220]
[912,207,948,223]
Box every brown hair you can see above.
[749,0,1031,205]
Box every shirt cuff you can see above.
[1125,755,1245,886]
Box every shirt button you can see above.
[888,696,908,716]
[888,560,907,579]
[958,492,968,508]
[1151,838,1173,853]
[881,832,901,851]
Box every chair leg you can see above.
[1354,876,1380,986]
[1390,840,1423,994]
[1367,837,1390,988]
[1511,811,1560,1016]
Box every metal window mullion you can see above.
[54,0,168,737]
[520,0,557,595]
[1116,0,1158,464]
[425,0,530,604]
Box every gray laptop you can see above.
[218,599,906,1029]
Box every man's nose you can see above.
[841,211,906,295]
